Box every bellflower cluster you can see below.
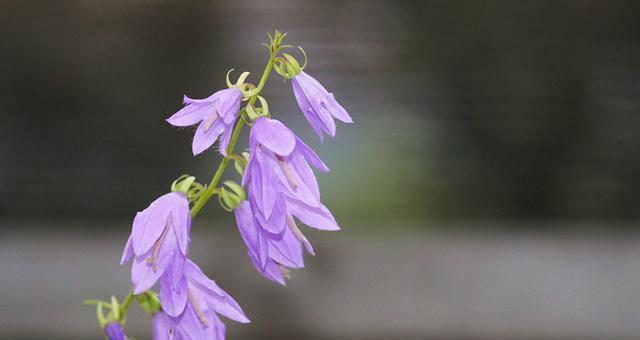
[237,117,339,283]
[87,30,352,340]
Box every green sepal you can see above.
[223,181,246,201]
[137,290,161,315]
[233,156,246,176]
[171,175,196,194]
[245,103,259,121]
[218,188,233,212]
[171,175,205,203]
[217,181,246,211]
[110,295,120,321]
[282,53,302,75]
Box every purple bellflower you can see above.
[120,192,191,295]
[152,259,250,340]
[237,117,340,283]
[243,117,340,233]
[291,71,353,141]
[105,322,127,340]
[167,87,242,156]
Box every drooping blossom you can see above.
[120,192,191,295]
[291,71,352,141]
[153,260,250,339]
[237,117,339,283]
[104,322,127,340]
[243,117,339,233]
[167,87,242,156]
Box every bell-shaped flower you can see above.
[234,197,337,285]
[120,192,191,295]
[167,87,242,156]
[291,71,352,141]
[153,259,250,339]
[242,117,340,234]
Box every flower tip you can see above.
[133,285,146,296]
[192,145,205,157]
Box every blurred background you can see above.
[2,0,640,339]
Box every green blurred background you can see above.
[2,1,640,339]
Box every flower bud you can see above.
[218,181,246,211]
[274,47,307,79]
[171,175,205,202]
[104,322,127,340]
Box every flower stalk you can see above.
[88,29,351,339]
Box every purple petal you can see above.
[235,201,269,268]
[268,227,304,268]
[183,92,219,105]
[255,150,280,219]
[255,222,270,269]
[324,92,353,123]
[296,137,330,173]
[249,254,286,285]
[131,196,173,256]
[159,272,189,317]
[287,199,340,231]
[241,155,254,187]
[120,235,134,265]
[287,152,321,206]
[253,197,287,235]
[189,276,250,324]
[174,302,208,340]
[192,120,225,156]
[215,88,242,124]
[218,123,234,157]
[167,103,211,127]
[184,259,225,297]
[168,193,191,256]
[250,118,296,156]
[131,222,183,294]
[151,311,175,340]
[131,255,166,294]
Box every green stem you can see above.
[120,289,134,314]
[190,46,277,218]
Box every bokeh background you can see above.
[2,0,640,339]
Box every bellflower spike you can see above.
[291,71,353,141]
[154,259,250,339]
[104,322,127,340]
[167,87,242,156]
[120,192,191,295]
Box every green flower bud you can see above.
[217,181,246,211]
